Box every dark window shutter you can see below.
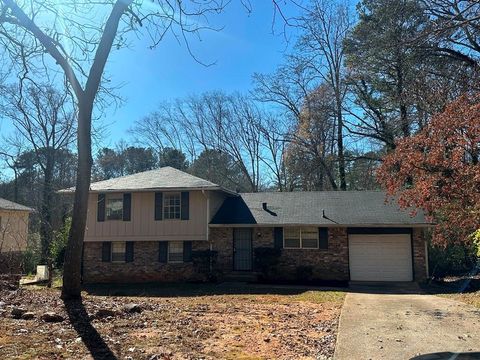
[155,192,163,220]
[274,227,283,249]
[183,241,192,262]
[181,192,189,220]
[319,228,328,249]
[159,241,168,263]
[123,193,131,221]
[97,193,106,222]
[125,241,134,262]
[101,242,111,262]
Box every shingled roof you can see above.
[210,191,430,227]
[0,198,33,212]
[60,166,235,193]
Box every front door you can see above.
[233,228,253,271]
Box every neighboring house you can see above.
[61,167,431,284]
[0,198,33,272]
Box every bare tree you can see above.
[1,84,75,285]
[422,0,480,67]
[0,0,230,298]
[294,0,352,190]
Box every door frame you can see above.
[232,228,253,271]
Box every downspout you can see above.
[424,238,429,278]
[201,190,212,273]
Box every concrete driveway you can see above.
[334,284,480,360]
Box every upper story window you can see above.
[163,193,181,220]
[284,227,319,249]
[106,195,123,220]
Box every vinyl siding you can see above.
[84,190,225,242]
[0,210,29,252]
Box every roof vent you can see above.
[262,202,268,211]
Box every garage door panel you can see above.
[349,234,413,282]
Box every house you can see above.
[0,198,33,272]
[62,167,431,284]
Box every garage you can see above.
[348,233,413,281]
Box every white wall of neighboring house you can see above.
[0,210,30,253]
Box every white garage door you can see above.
[349,234,413,281]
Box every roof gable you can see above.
[60,166,233,193]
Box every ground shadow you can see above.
[83,281,348,297]
[410,352,480,360]
[63,298,117,360]
[422,277,480,295]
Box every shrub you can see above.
[295,265,313,283]
[191,250,218,281]
[429,241,479,278]
[254,247,281,280]
[50,217,71,269]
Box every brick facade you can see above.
[82,241,209,283]
[82,227,428,283]
[210,226,427,282]
[210,227,350,282]
[412,228,427,282]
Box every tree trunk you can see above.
[335,88,347,191]
[40,150,55,287]
[61,101,92,299]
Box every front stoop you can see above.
[223,271,259,283]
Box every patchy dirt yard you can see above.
[0,282,345,360]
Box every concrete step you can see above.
[224,271,259,283]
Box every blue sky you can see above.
[0,2,301,148]
[92,1,300,147]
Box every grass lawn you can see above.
[0,283,346,360]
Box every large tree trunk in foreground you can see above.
[61,0,133,299]
[61,104,93,299]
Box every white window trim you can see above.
[168,241,184,263]
[111,241,126,263]
[106,194,124,221]
[163,192,182,221]
[283,227,319,249]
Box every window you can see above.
[168,241,183,263]
[283,227,319,249]
[163,193,181,220]
[111,241,126,262]
[106,195,123,220]
[284,227,300,248]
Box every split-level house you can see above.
[0,198,33,272]
[61,167,431,284]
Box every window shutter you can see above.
[159,241,168,263]
[125,241,134,262]
[123,193,131,221]
[183,241,192,262]
[319,228,328,249]
[274,227,283,249]
[181,192,189,220]
[101,242,111,262]
[97,193,106,222]
[155,192,163,220]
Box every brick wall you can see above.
[412,228,427,282]
[82,241,209,283]
[210,227,350,281]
